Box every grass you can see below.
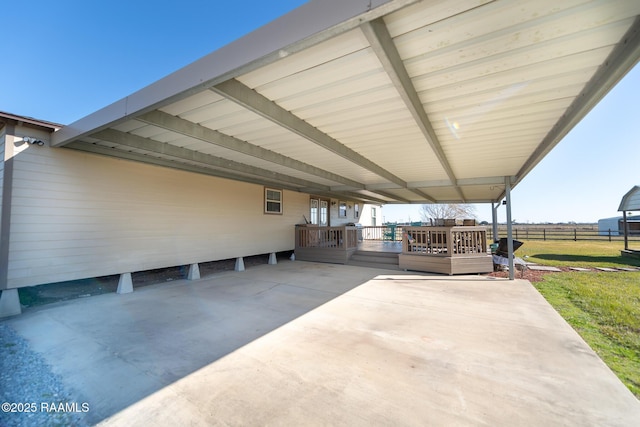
[517,240,640,399]
[518,240,640,268]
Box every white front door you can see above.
[310,199,329,226]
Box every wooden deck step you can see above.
[346,250,400,270]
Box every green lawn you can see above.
[517,240,640,399]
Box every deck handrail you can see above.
[360,225,404,241]
[295,225,358,250]
[402,226,488,257]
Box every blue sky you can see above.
[2,1,638,224]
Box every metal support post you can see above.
[492,202,499,242]
[505,177,514,280]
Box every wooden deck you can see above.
[357,240,402,253]
[399,226,493,275]
[295,225,492,275]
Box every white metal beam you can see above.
[211,79,410,188]
[90,129,330,190]
[64,143,309,192]
[361,18,465,201]
[407,176,513,188]
[137,110,365,189]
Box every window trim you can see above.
[264,187,283,215]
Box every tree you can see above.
[419,203,477,223]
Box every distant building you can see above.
[598,215,640,236]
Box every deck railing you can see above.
[402,226,488,257]
[295,225,358,249]
[360,225,404,241]
[294,225,359,264]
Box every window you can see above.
[339,201,347,217]
[265,188,283,214]
[320,200,328,225]
[310,199,319,224]
[371,207,377,226]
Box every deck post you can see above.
[117,272,133,294]
[0,289,21,317]
[623,211,629,251]
[268,252,277,265]
[505,177,515,280]
[235,257,245,272]
[187,263,200,280]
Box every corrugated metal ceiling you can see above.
[53,0,640,205]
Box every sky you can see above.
[2,1,638,224]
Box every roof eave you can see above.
[51,0,419,148]
[496,16,640,203]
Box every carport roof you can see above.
[52,0,640,205]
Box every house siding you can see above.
[359,204,382,227]
[7,145,308,288]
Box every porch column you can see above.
[268,252,277,265]
[235,257,245,272]
[492,202,500,242]
[0,289,21,317]
[505,177,515,280]
[117,273,133,294]
[187,263,200,280]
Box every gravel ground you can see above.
[0,323,89,427]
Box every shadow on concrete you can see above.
[4,259,387,425]
[16,252,291,308]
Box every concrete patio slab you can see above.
[3,261,639,426]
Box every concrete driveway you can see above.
[3,260,639,426]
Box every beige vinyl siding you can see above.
[7,145,308,288]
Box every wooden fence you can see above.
[361,225,640,243]
[493,226,640,242]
